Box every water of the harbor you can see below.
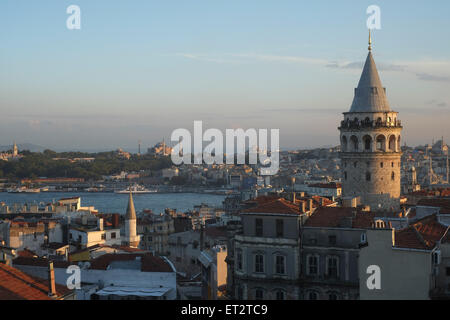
[0,192,226,214]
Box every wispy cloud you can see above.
[416,73,450,83]
[426,99,449,108]
[175,52,450,84]
[326,61,406,72]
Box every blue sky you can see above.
[1,0,449,151]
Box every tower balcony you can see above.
[339,119,402,131]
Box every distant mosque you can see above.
[148,139,172,156]
[0,141,22,162]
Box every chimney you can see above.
[112,214,120,228]
[299,201,306,213]
[320,197,326,207]
[307,199,313,212]
[200,223,205,251]
[48,261,57,298]
[98,218,104,231]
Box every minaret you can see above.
[446,151,449,183]
[123,190,140,248]
[339,31,402,212]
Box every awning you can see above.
[95,286,171,297]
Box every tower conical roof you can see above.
[126,191,136,220]
[349,51,391,112]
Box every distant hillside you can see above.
[0,143,47,153]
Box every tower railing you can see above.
[339,119,402,130]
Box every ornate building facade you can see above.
[339,34,402,212]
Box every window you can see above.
[307,255,319,275]
[329,293,338,300]
[375,220,385,228]
[255,289,264,300]
[275,290,285,300]
[391,172,395,181]
[350,136,358,151]
[361,233,367,243]
[276,219,284,238]
[363,135,372,151]
[380,162,384,168]
[308,291,318,300]
[236,249,243,271]
[255,219,263,237]
[111,232,116,239]
[344,172,347,181]
[254,254,264,273]
[446,267,450,277]
[275,255,286,275]
[433,251,441,265]
[237,287,244,300]
[101,233,106,240]
[326,256,339,278]
[328,235,337,245]
[366,172,371,181]
[376,135,386,151]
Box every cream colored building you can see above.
[359,214,449,300]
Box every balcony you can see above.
[339,119,402,130]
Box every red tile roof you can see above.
[0,263,72,300]
[13,257,70,269]
[395,227,428,250]
[243,198,302,215]
[304,207,375,228]
[417,198,450,214]
[89,253,173,272]
[395,214,449,250]
[17,249,38,258]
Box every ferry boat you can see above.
[7,187,41,193]
[114,184,157,194]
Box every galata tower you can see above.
[339,32,402,212]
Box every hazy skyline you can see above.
[1,0,450,151]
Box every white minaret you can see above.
[124,190,140,247]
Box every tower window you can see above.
[391,172,395,181]
[350,136,359,151]
[366,172,371,181]
[354,161,358,168]
[363,135,372,151]
[380,162,383,168]
[376,135,386,151]
[391,162,394,167]
[344,172,347,180]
